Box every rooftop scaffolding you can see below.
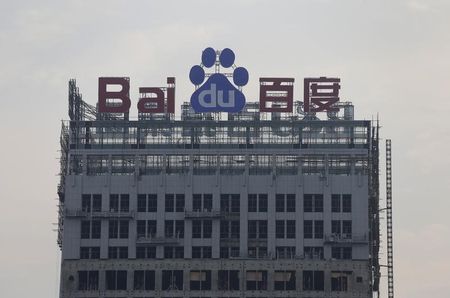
[65,119,370,150]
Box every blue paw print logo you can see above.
[189,47,249,113]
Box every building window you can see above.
[134,270,155,290]
[109,194,129,212]
[105,270,127,290]
[192,246,212,258]
[286,220,296,238]
[276,246,296,259]
[248,194,257,212]
[331,271,351,291]
[304,220,313,239]
[248,194,268,212]
[190,270,211,290]
[286,194,296,212]
[165,194,185,212]
[304,246,324,259]
[108,220,129,239]
[304,220,323,239]
[136,246,156,259]
[165,194,174,212]
[80,247,100,259]
[343,194,352,212]
[303,194,323,212]
[248,246,267,258]
[137,194,157,212]
[332,194,341,212]
[137,220,157,238]
[274,271,296,291]
[275,194,296,212]
[192,194,212,211]
[81,194,102,212]
[220,220,240,239]
[248,220,267,239]
[332,220,341,235]
[108,246,128,259]
[162,270,183,291]
[218,270,240,291]
[332,194,352,213]
[164,220,184,238]
[303,270,324,291]
[314,220,324,239]
[276,194,284,212]
[220,194,240,212]
[81,220,101,239]
[332,247,353,260]
[343,247,352,259]
[164,246,184,259]
[276,220,285,238]
[78,270,98,291]
[332,220,352,238]
[220,246,239,258]
[246,270,267,290]
[192,220,201,238]
[192,220,212,238]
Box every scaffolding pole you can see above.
[386,139,394,298]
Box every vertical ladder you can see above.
[386,139,394,298]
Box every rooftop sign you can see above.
[97,47,341,115]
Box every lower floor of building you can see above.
[60,259,373,298]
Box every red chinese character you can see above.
[304,77,340,113]
[259,78,294,112]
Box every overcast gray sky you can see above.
[0,0,449,297]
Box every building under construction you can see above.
[56,77,384,298]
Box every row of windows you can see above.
[78,269,357,292]
[81,219,353,240]
[80,245,353,260]
[80,193,353,213]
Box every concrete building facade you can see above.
[57,80,380,298]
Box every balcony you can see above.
[184,209,222,219]
[65,209,135,219]
[324,233,368,244]
[220,211,240,219]
[136,235,181,245]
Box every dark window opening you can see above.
[137,194,157,212]
[78,270,98,291]
[192,246,212,258]
[105,270,127,290]
[304,194,323,212]
[190,270,211,290]
[81,220,101,239]
[136,246,156,259]
[218,270,240,291]
[133,270,155,290]
[331,271,351,291]
[274,271,296,291]
[162,270,183,291]
[246,270,267,290]
[164,246,184,259]
[303,270,324,291]
[304,246,324,259]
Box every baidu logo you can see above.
[189,47,249,113]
